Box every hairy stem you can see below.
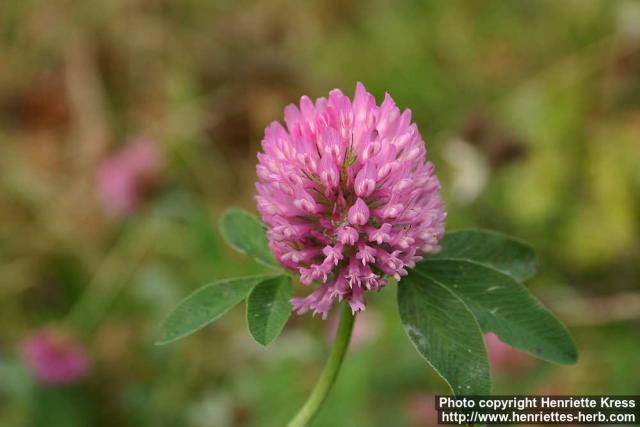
[286,303,356,427]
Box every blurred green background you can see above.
[1,0,639,426]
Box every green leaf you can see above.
[417,259,578,364]
[429,229,537,281]
[157,275,272,345]
[398,272,491,396]
[247,275,293,345]
[219,208,280,269]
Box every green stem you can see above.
[286,302,356,427]
[66,219,154,337]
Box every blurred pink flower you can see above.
[256,83,446,318]
[485,332,534,375]
[21,329,90,385]
[407,393,438,427]
[97,139,161,217]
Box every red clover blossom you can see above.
[256,83,446,318]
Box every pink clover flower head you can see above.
[21,329,91,385]
[97,139,161,217]
[255,83,446,318]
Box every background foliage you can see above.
[1,0,639,426]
